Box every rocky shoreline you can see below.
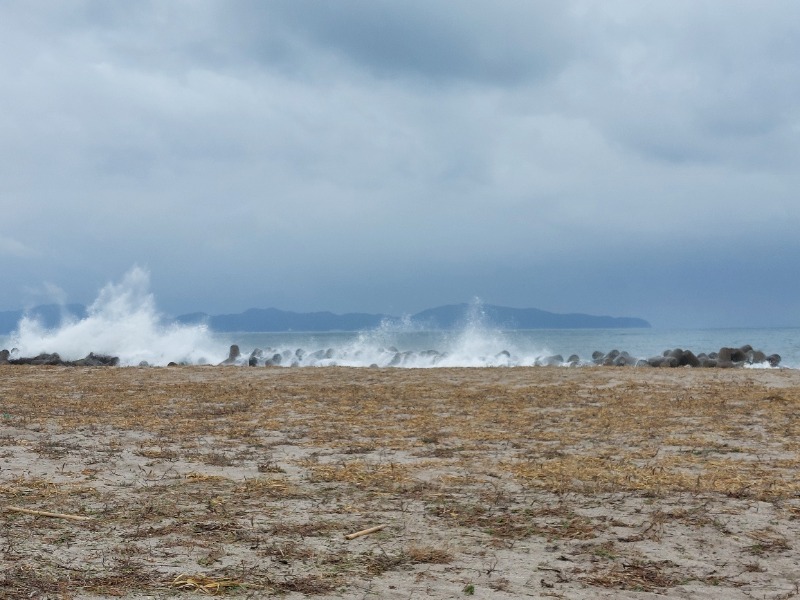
[0,350,119,367]
[582,344,781,368]
[234,343,783,369]
[1,343,781,368]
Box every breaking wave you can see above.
[236,301,552,368]
[7,267,224,366]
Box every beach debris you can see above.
[171,573,241,594]
[4,505,93,522]
[344,524,386,540]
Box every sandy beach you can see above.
[2,365,800,599]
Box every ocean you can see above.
[2,322,798,369]
[1,269,797,368]
[210,327,800,369]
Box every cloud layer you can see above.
[1,1,798,327]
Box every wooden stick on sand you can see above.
[344,524,386,540]
[4,505,93,522]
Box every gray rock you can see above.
[10,353,64,366]
[716,359,743,369]
[647,356,678,368]
[219,345,241,365]
[680,349,700,367]
[265,353,282,366]
[536,354,563,367]
[730,348,747,362]
[614,354,637,367]
[248,348,264,366]
[73,353,119,367]
[718,347,747,362]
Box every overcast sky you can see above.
[1,1,798,328]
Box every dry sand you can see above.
[2,365,800,599]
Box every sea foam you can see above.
[8,267,224,366]
[233,300,553,368]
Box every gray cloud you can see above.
[240,1,575,85]
[561,2,800,167]
[0,1,798,327]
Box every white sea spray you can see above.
[8,267,225,366]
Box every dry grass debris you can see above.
[2,365,800,598]
[171,573,243,595]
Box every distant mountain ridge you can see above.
[176,303,650,331]
[0,304,88,335]
[412,304,650,330]
[175,307,393,333]
[0,303,650,335]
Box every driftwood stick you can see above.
[344,524,386,540]
[4,505,93,522]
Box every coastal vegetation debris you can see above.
[3,505,92,521]
[2,367,800,597]
[171,573,241,594]
[344,524,386,540]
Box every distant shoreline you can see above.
[0,301,650,335]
